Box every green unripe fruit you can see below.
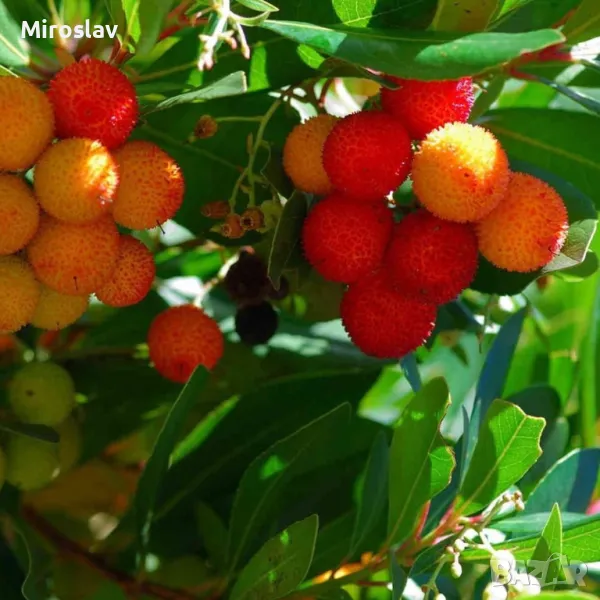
[5,435,60,491]
[56,416,82,472]
[9,362,76,426]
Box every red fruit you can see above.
[384,210,479,304]
[340,270,437,359]
[302,193,393,283]
[147,305,224,383]
[381,77,474,140]
[48,57,138,149]
[322,111,412,202]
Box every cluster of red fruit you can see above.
[283,77,569,359]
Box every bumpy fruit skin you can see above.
[322,111,412,202]
[112,141,184,229]
[27,215,120,296]
[0,256,41,333]
[412,123,509,223]
[340,270,437,359]
[34,138,118,223]
[148,305,224,383]
[283,114,338,195]
[96,235,156,307]
[223,251,271,306]
[235,302,279,345]
[302,193,393,283]
[0,174,40,254]
[384,210,479,304]
[56,416,82,472]
[381,77,474,140]
[0,77,54,171]
[31,285,89,330]
[476,172,569,272]
[48,57,138,149]
[5,435,60,491]
[9,362,76,426]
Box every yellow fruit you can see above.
[0,76,55,171]
[31,285,89,330]
[411,122,510,223]
[112,141,184,230]
[0,174,40,254]
[27,214,120,296]
[34,138,118,224]
[0,256,41,333]
[9,361,76,426]
[56,416,82,472]
[476,172,569,272]
[5,434,60,491]
[283,114,338,195]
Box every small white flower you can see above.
[490,550,517,584]
[483,582,508,600]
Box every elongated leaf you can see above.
[457,399,544,515]
[493,511,588,536]
[133,368,209,555]
[463,308,527,479]
[390,552,407,600]
[145,72,248,113]
[196,502,228,571]
[388,378,454,545]
[0,2,29,67]
[230,515,318,600]
[227,404,351,571]
[137,0,172,55]
[563,0,600,43]
[432,0,500,32]
[308,512,353,578]
[237,0,279,11]
[0,422,59,444]
[525,449,600,514]
[533,593,599,600]
[350,431,389,555]
[400,354,421,392]
[530,504,563,590]
[261,20,564,80]
[122,0,141,43]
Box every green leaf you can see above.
[493,511,589,536]
[506,384,561,424]
[133,368,209,557]
[0,528,25,600]
[456,399,544,515]
[268,191,308,288]
[0,422,59,444]
[261,20,564,80]
[563,0,600,43]
[230,515,318,600]
[308,512,353,578]
[431,0,500,32]
[350,431,389,555]
[122,0,141,43]
[399,354,422,392]
[531,504,563,590]
[144,72,248,113]
[137,0,171,56]
[195,502,229,572]
[0,2,29,67]
[532,593,600,600]
[390,552,407,600]
[227,404,351,572]
[493,0,581,32]
[387,378,454,545]
[525,449,600,514]
[237,0,279,11]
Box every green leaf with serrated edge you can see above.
[237,0,279,11]
[261,20,564,81]
[456,400,544,516]
[470,159,598,296]
[531,504,563,590]
[563,0,600,43]
[144,72,248,114]
[0,2,29,67]
[195,502,228,571]
[133,368,209,559]
[525,449,600,514]
[387,378,455,545]
[230,515,318,600]
[268,191,308,288]
[137,0,171,56]
[432,0,500,32]
[349,431,389,556]
[0,422,59,444]
[226,404,350,572]
[463,513,600,565]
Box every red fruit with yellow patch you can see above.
[340,270,437,359]
[384,210,479,304]
[48,57,138,149]
[302,193,393,283]
[322,111,412,202]
[147,305,224,383]
[381,77,474,140]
